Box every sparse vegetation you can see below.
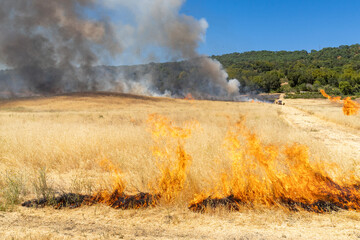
[0,171,26,211]
[32,168,55,203]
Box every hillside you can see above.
[2,44,360,99]
[213,44,360,95]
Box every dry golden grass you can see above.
[285,98,360,130]
[0,92,359,239]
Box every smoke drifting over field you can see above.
[0,0,121,94]
[0,0,240,99]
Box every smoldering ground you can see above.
[0,0,240,100]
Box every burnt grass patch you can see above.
[22,191,160,210]
[22,193,90,209]
[88,190,160,209]
[189,195,360,213]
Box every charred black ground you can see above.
[22,191,160,210]
[189,181,360,213]
[188,196,344,213]
[89,190,160,209]
[22,193,90,209]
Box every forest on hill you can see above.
[2,44,360,99]
[213,44,360,96]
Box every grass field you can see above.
[285,98,360,130]
[0,93,360,239]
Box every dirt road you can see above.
[280,105,360,161]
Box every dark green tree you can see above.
[339,81,353,95]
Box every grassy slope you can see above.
[0,93,359,239]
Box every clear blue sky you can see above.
[180,0,360,56]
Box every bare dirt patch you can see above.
[280,105,360,161]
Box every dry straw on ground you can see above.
[0,92,359,239]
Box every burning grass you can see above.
[320,89,360,116]
[184,93,195,101]
[20,113,360,214]
[189,117,360,213]
[22,114,197,210]
[2,95,360,239]
[319,89,342,103]
[343,96,360,116]
[76,158,160,210]
[147,114,198,203]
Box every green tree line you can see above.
[213,44,360,95]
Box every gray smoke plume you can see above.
[101,0,240,99]
[0,0,240,99]
[0,0,121,94]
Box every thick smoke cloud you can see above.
[124,0,208,59]
[0,0,240,100]
[0,0,121,94]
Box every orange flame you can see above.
[320,89,359,116]
[99,158,126,193]
[320,89,341,102]
[87,115,198,208]
[190,117,360,212]
[343,97,360,116]
[147,114,198,203]
[89,159,128,208]
[184,93,195,101]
